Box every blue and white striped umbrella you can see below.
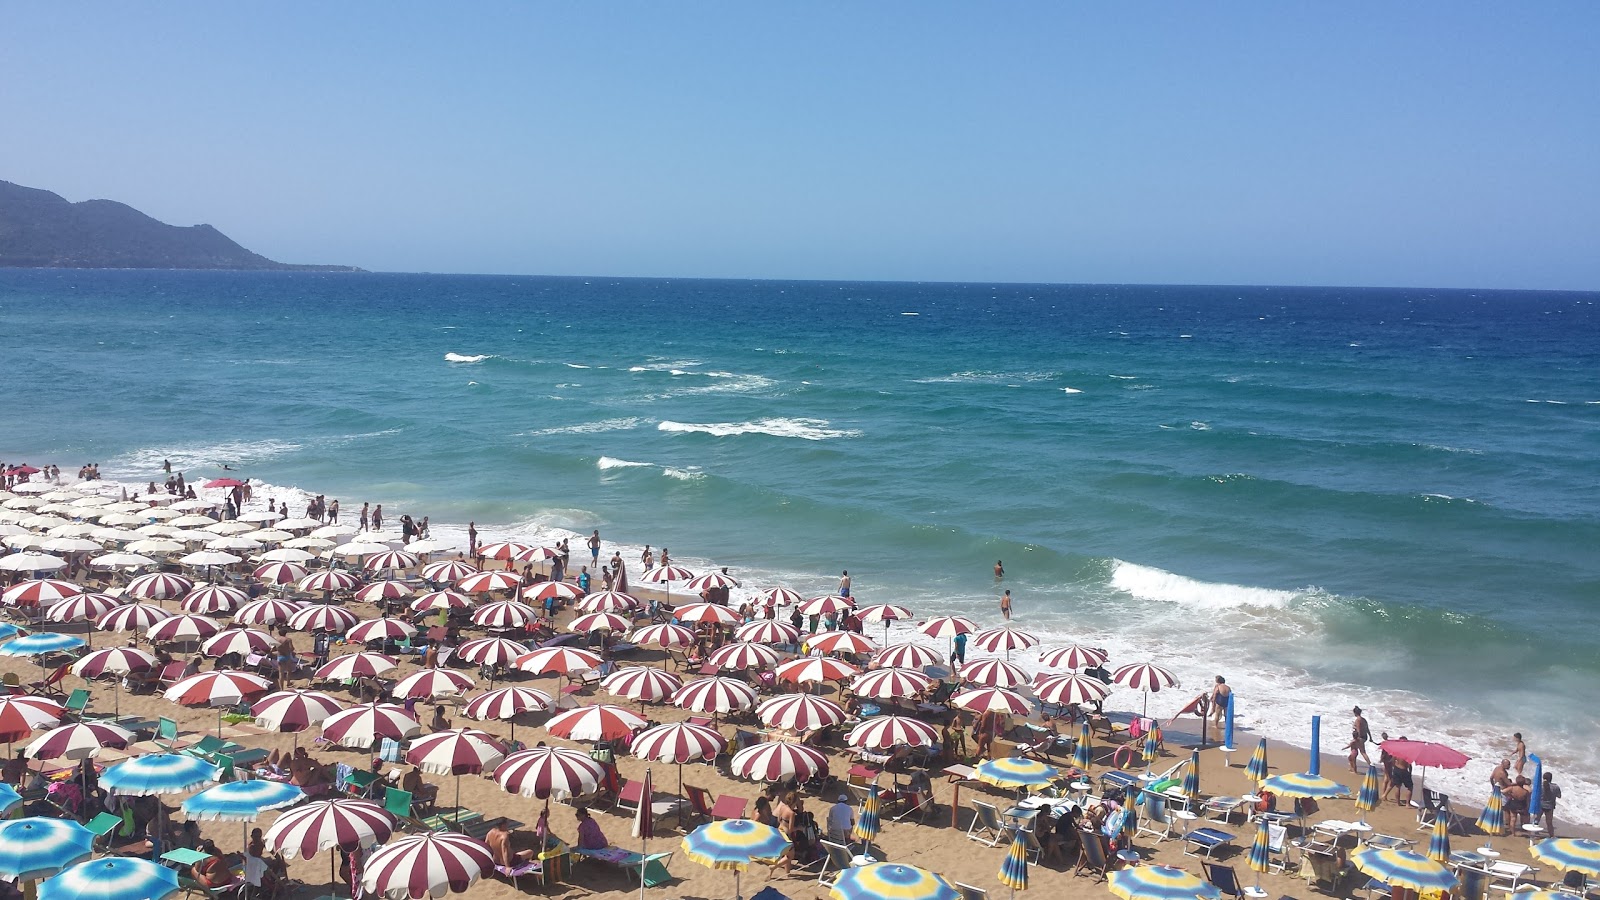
[38,856,179,900]
[183,780,305,821]
[0,624,25,642]
[0,783,21,816]
[100,753,216,796]
[0,817,95,881]
[0,633,85,656]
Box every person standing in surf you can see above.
[838,570,851,598]
[1000,589,1012,620]
[994,560,1004,580]
[588,530,601,566]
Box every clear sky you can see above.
[3,3,1597,289]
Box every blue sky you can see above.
[3,3,1597,289]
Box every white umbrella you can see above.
[0,552,66,572]
[260,548,316,563]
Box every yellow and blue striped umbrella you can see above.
[999,827,1029,895]
[1351,849,1457,893]
[1073,721,1093,770]
[976,757,1059,791]
[830,862,961,900]
[1530,838,1600,877]
[1259,772,1348,800]
[1427,815,1451,863]
[682,819,791,900]
[1476,785,1505,838]
[853,782,881,848]
[1180,749,1201,801]
[1354,764,1380,821]
[1244,739,1268,784]
[1142,726,1160,767]
[1109,865,1223,900]
[1247,819,1272,877]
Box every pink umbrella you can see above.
[735,620,800,645]
[409,590,472,612]
[320,702,422,747]
[848,715,940,750]
[234,597,306,627]
[872,642,943,670]
[346,617,417,644]
[545,704,648,742]
[602,666,683,705]
[355,581,416,604]
[756,693,847,731]
[299,570,362,593]
[574,590,637,613]
[958,658,1029,689]
[461,687,552,743]
[406,727,508,813]
[421,560,477,582]
[470,600,539,630]
[314,652,399,681]
[951,686,1032,716]
[1039,644,1107,670]
[392,669,475,700]
[146,613,223,644]
[672,602,740,626]
[126,572,193,601]
[289,603,360,633]
[851,667,932,700]
[493,746,606,800]
[200,628,275,658]
[456,571,519,595]
[774,657,859,686]
[180,584,248,615]
[799,595,853,617]
[730,742,828,783]
[629,623,696,650]
[361,830,493,900]
[254,561,309,585]
[708,641,781,672]
[1379,739,1471,769]
[808,631,877,656]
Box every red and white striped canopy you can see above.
[573,590,637,613]
[528,581,585,604]
[493,746,607,799]
[46,592,121,624]
[290,603,360,633]
[730,741,828,782]
[567,612,630,634]
[0,696,64,736]
[234,597,306,627]
[164,670,272,707]
[629,623,696,650]
[253,689,345,732]
[872,642,943,670]
[630,721,723,764]
[456,571,520,594]
[951,686,1032,716]
[314,652,399,681]
[364,550,419,572]
[200,628,275,658]
[470,600,539,630]
[708,641,781,672]
[392,669,475,700]
[265,798,394,859]
[1034,673,1112,706]
[71,646,158,678]
[848,714,941,750]
[346,617,417,644]
[511,546,559,564]
[798,595,854,617]
[918,615,978,639]
[299,570,362,593]
[671,676,758,714]
[405,727,506,776]
[462,687,552,722]
[774,656,859,685]
[320,702,422,747]
[454,637,529,667]
[515,646,601,676]
[25,721,133,760]
[474,541,531,561]
[756,587,803,607]
[851,667,932,700]
[735,620,800,645]
[147,613,223,643]
[1039,644,1108,670]
[643,565,695,584]
[361,830,493,900]
[126,572,194,600]
[958,658,1029,689]
[2,579,82,606]
[756,694,847,731]
[601,666,683,703]
[1112,662,1180,692]
[856,604,912,625]
[180,584,248,615]
[808,631,877,656]
[355,581,416,603]
[685,571,740,591]
[671,602,740,626]
[409,590,472,612]
[544,704,648,742]
[971,626,1040,654]
[253,562,309,585]
[421,560,477,583]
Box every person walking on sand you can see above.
[838,570,851,599]
[1541,770,1561,837]
[327,500,338,524]
[1348,706,1372,771]
[467,522,477,555]
[588,530,600,566]
[1000,589,1012,620]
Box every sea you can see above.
[3,270,1597,824]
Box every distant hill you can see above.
[0,179,360,271]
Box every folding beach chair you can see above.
[1182,826,1236,860]
[1137,793,1175,843]
[965,800,1005,847]
[955,884,988,900]
[1077,832,1111,880]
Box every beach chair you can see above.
[1137,793,1175,843]
[61,688,91,718]
[955,884,988,900]
[626,851,674,888]
[615,778,643,816]
[1077,832,1111,880]
[1100,769,1140,795]
[1182,827,1236,859]
[157,717,180,749]
[965,800,1005,847]
[1416,790,1464,832]
[87,811,123,849]
[1205,863,1266,900]
[27,664,69,697]
[494,860,541,891]
[344,769,380,798]
[1265,824,1289,873]
[383,787,423,829]
[818,840,861,887]
[683,784,716,823]
[711,793,748,821]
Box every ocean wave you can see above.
[524,418,646,437]
[662,466,706,481]
[597,457,652,470]
[1061,387,1083,394]
[912,371,1058,385]
[1108,559,1300,610]
[657,418,860,440]
[444,353,489,363]
[1419,493,1480,505]
[565,363,591,369]
[106,440,304,477]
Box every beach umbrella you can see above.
[1351,849,1456,893]
[873,642,943,670]
[1260,772,1349,800]
[1530,838,1600,877]
[455,571,519,594]
[1109,865,1223,900]
[516,645,602,678]
[453,637,528,669]
[730,742,827,783]
[314,651,399,681]
[25,721,133,761]
[1073,720,1093,770]
[957,659,1028,689]
[169,513,218,527]
[756,587,802,608]
[407,728,507,813]
[855,603,911,641]
[757,693,847,731]
[0,633,86,680]
[474,541,531,562]
[568,611,630,635]
[0,696,63,743]
[643,564,694,606]
[361,830,493,900]
[290,603,360,634]
[254,561,309,585]
[0,785,18,817]
[469,600,539,630]
[493,746,607,800]
[146,613,222,643]
[46,592,121,629]
[96,602,172,634]
[1034,673,1111,707]
[461,687,553,744]
[0,817,95,881]
[998,826,1031,900]
[2,579,82,607]
[319,702,422,748]
[179,584,248,615]
[0,553,64,573]
[1181,749,1201,801]
[266,797,395,895]
[971,626,1039,659]
[331,542,389,561]
[708,641,781,672]
[603,666,683,705]
[243,529,293,544]
[831,863,960,900]
[574,588,635,612]
[809,630,877,656]
[234,597,305,626]
[1039,644,1107,670]
[101,752,216,796]
[1355,764,1381,822]
[364,549,419,572]
[124,538,184,556]
[200,627,274,658]
[299,570,362,593]
[1378,739,1471,770]
[672,602,740,627]
[672,676,758,719]
[420,560,476,583]
[183,780,306,855]
[799,595,852,617]
[774,656,859,687]
[633,721,725,820]
[276,517,324,531]
[952,687,1032,716]
[848,715,940,751]
[1247,819,1272,889]
[38,857,179,900]
[40,538,104,555]
[1245,738,1269,783]
[853,782,881,856]
[346,616,417,644]
[71,645,157,715]
[686,571,740,593]
[357,582,417,604]
[1427,815,1451,863]
[164,670,272,735]
[681,819,790,900]
[630,622,696,650]
[253,689,345,737]
[735,620,800,645]
[392,669,475,700]
[89,553,154,571]
[976,757,1059,794]
[851,667,932,700]
[918,615,978,640]
[547,704,649,742]
[1112,662,1180,716]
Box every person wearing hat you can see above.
[827,793,855,843]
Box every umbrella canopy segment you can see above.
[39,857,179,900]
[361,830,494,900]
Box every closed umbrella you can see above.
[38,857,179,900]
[853,782,881,857]
[1245,738,1269,784]
[999,826,1030,900]
[1247,819,1272,890]
[1355,764,1381,823]
[1476,785,1506,848]
[1073,720,1093,770]
[1428,815,1451,863]
[361,831,493,900]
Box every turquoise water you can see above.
[4,271,1598,820]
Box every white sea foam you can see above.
[565,363,591,369]
[1190,421,1211,431]
[1109,374,1137,379]
[1061,387,1083,395]
[524,418,645,437]
[662,467,706,481]
[913,371,1058,385]
[657,418,860,441]
[105,440,304,478]
[1109,559,1299,610]
[596,457,652,470]
[444,353,488,363]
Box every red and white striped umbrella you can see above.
[756,587,803,607]
[0,696,64,735]
[958,658,1029,689]
[253,689,345,732]
[1112,662,1180,692]
[573,590,636,613]
[730,742,829,782]
[918,615,978,639]
[406,727,506,775]
[545,704,648,742]
[362,831,493,900]
[671,676,758,715]
[1,579,82,606]
[180,584,249,615]
[454,637,529,668]
[708,641,781,672]
[474,541,531,562]
[71,646,158,678]
[735,620,800,645]
[46,592,121,624]
[1034,673,1112,706]
[462,687,553,722]
[511,546,559,565]
[234,597,306,627]
[392,669,475,700]
[347,617,417,644]
[848,714,941,750]
[253,562,308,585]
[773,656,859,685]
[147,613,223,643]
[807,631,877,655]
[421,560,477,582]
[671,602,740,626]
[528,582,585,604]
[756,693,847,731]
[164,670,272,706]
[630,721,723,764]
[872,642,943,670]
[470,600,539,630]
[567,612,630,634]
[125,572,194,600]
[850,667,932,700]
[200,628,275,658]
[290,603,360,633]
[98,601,171,633]
[25,721,133,760]
[971,626,1040,655]
[1039,644,1108,670]
[643,565,695,585]
[798,595,853,617]
[602,666,683,704]
[629,622,696,650]
[314,652,399,681]
[856,604,912,625]
[951,686,1032,716]
[320,702,422,747]
[516,646,601,676]
[409,590,472,612]
[456,571,519,594]
[364,550,419,572]
[356,581,415,603]
[685,571,740,591]
[493,746,606,799]
[265,798,394,859]
[299,570,362,593]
